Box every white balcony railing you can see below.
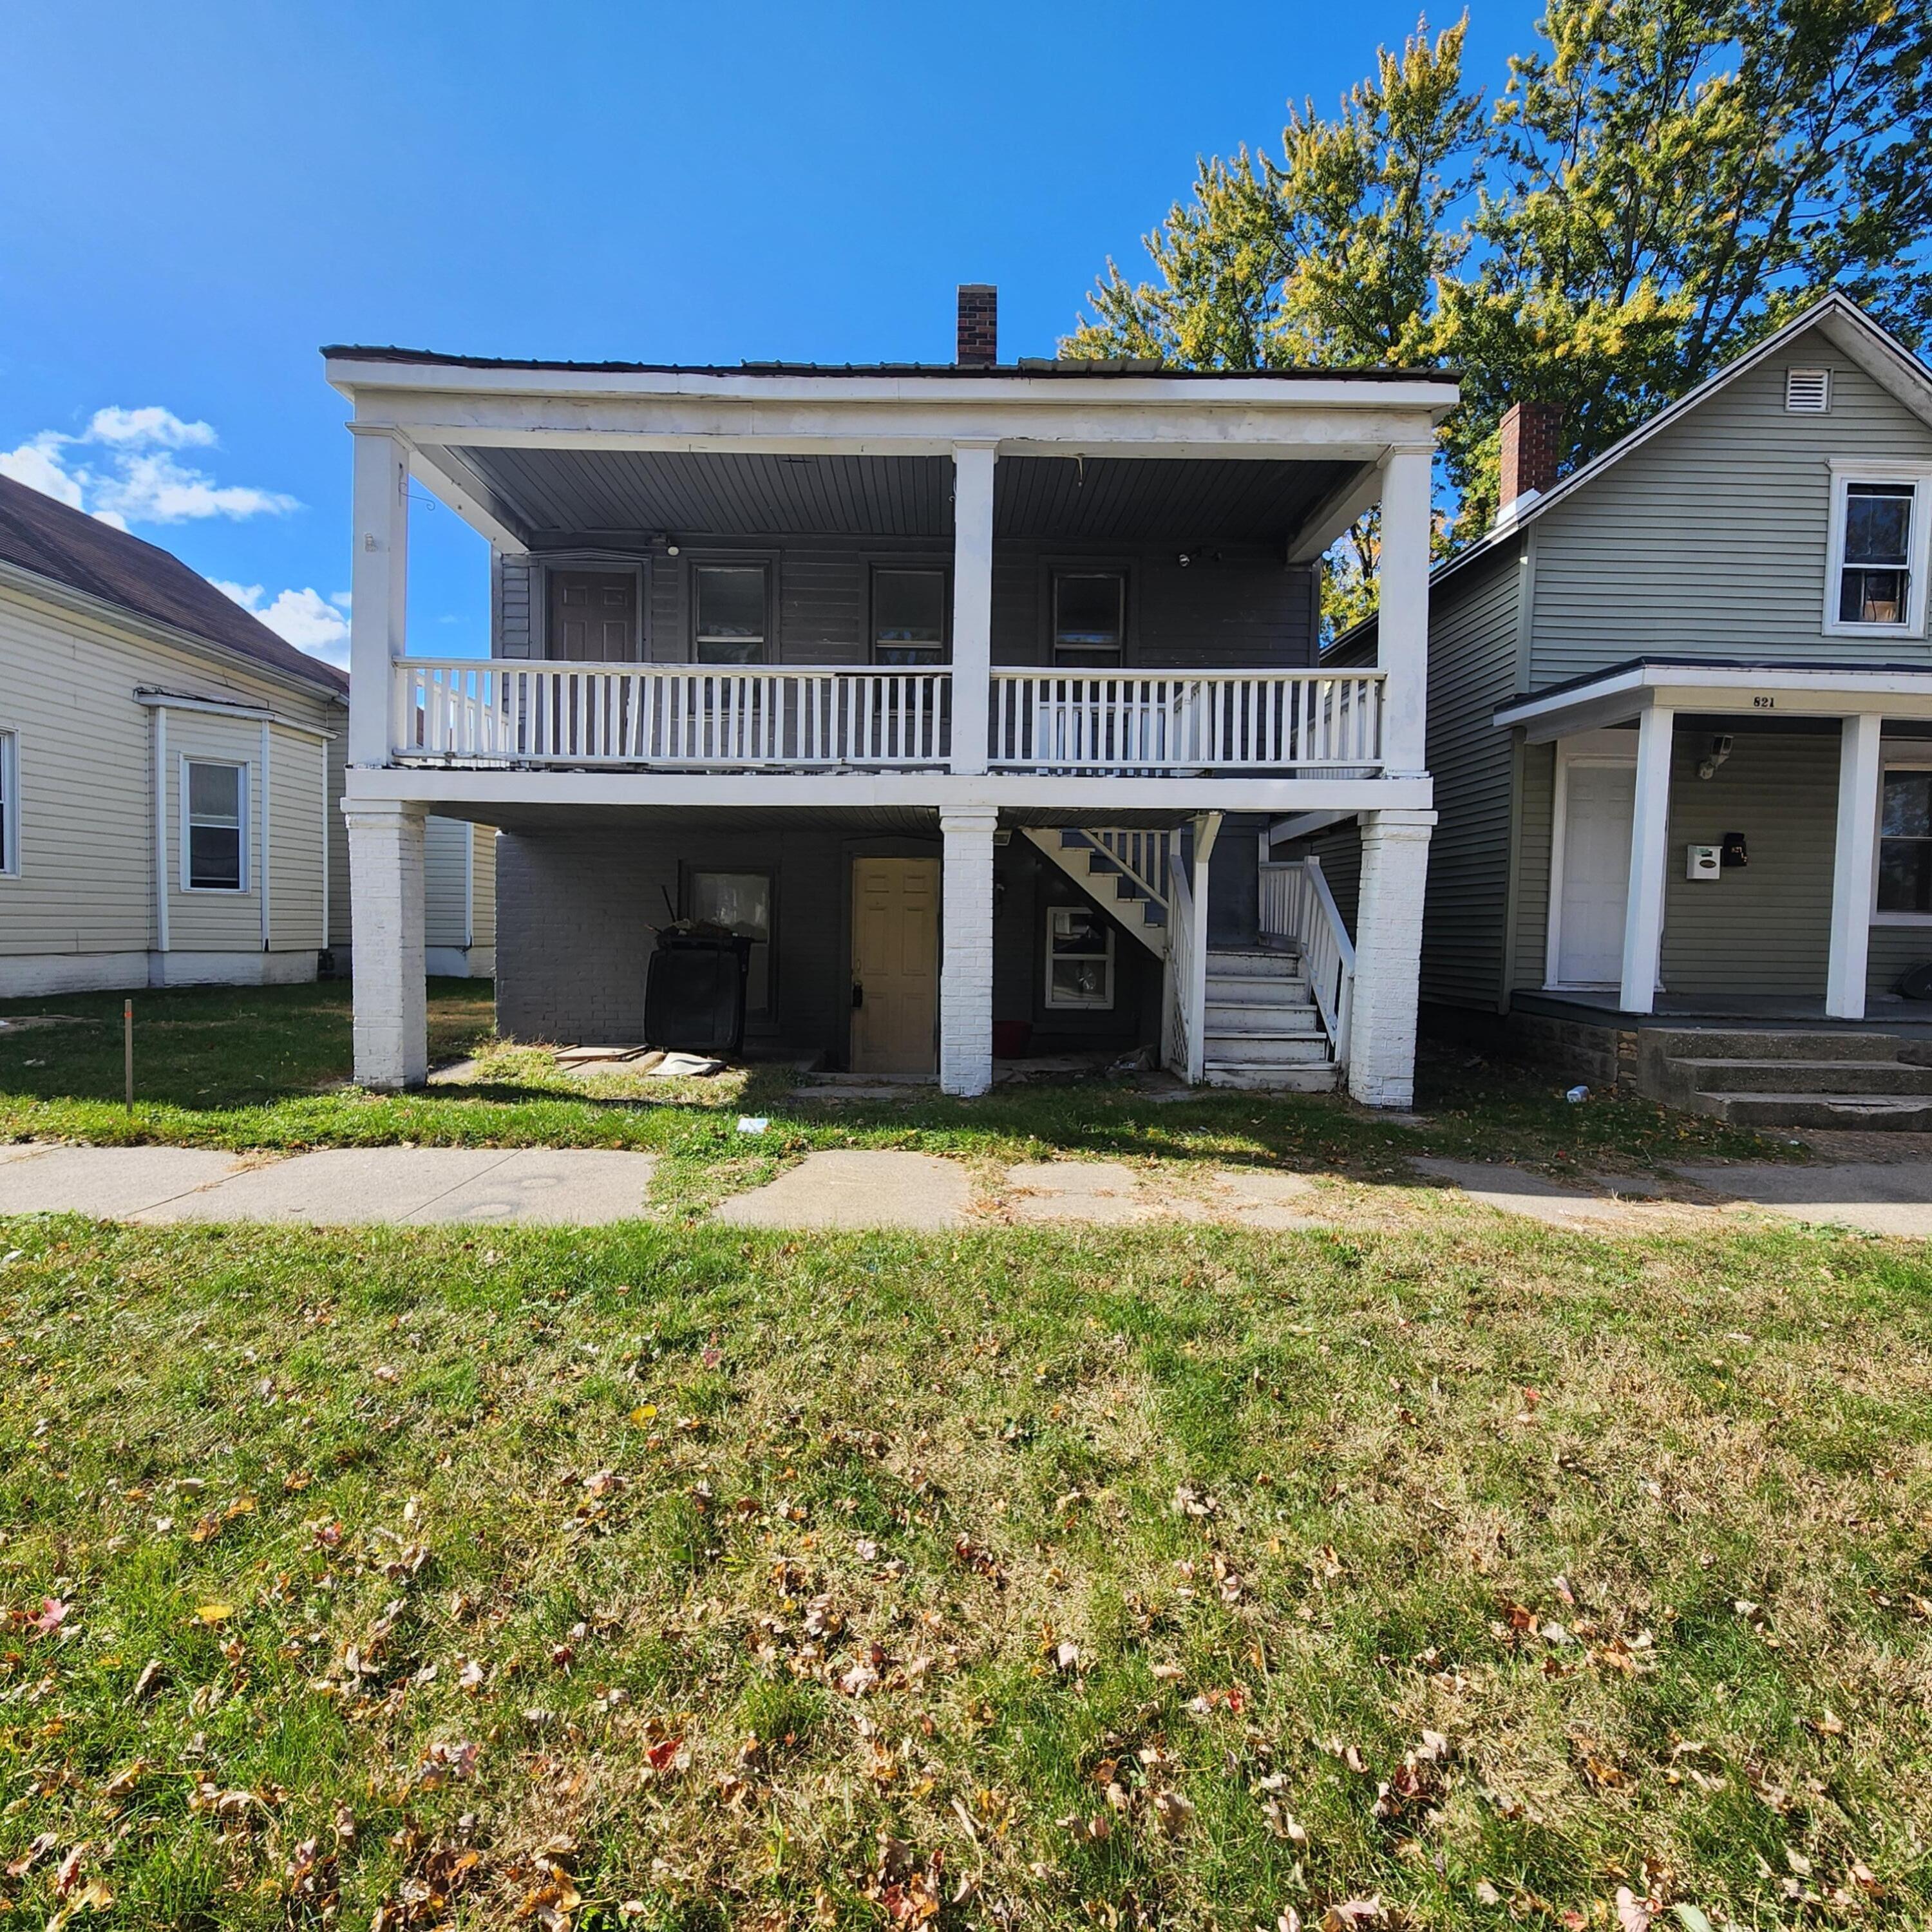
[389,661,1386,775]
[988,670,1383,772]
[394,660,950,768]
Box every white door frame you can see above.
[1545,728,1641,991]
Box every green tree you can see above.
[1067,0,1932,625]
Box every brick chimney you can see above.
[956,284,998,366]
[1498,401,1560,516]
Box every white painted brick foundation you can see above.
[345,800,428,1090]
[939,807,998,1097]
[1347,808,1435,1108]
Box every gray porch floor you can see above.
[1513,989,1932,1035]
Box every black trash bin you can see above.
[644,930,752,1055]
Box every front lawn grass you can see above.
[0,981,1781,1181]
[1,1215,1927,1927]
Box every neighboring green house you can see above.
[1302,294,1932,1126]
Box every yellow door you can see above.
[851,857,939,1075]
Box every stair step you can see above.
[1206,1002,1320,1033]
[1692,1091,1932,1130]
[1204,1033,1330,1066]
[1645,1027,1909,1064]
[1203,1061,1341,1093]
[1206,948,1303,978]
[1672,1056,1932,1097]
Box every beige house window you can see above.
[0,728,15,876]
[184,759,247,892]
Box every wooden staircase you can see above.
[1018,828,1170,956]
[1200,946,1338,1091]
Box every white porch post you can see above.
[939,806,998,1096]
[1347,808,1435,1107]
[1618,704,1674,1016]
[1377,445,1434,775]
[949,442,996,777]
[1826,710,1883,1019]
[348,429,410,770]
[345,800,428,1089]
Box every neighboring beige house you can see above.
[0,473,493,996]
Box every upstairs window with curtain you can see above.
[1833,479,1918,629]
[694,565,769,664]
[1051,571,1126,667]
[871,568,947,665]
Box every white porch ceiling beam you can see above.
[1283,460,1392,563]
[406,444,529,554]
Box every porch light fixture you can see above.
[1696,734,1734,781]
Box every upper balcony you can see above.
[327,343,1455,808]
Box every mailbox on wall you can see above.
[1687,844,1721,880]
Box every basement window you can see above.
[1044,905,1115,1009]
[1878,768,1932,916]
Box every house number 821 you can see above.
[1752,694,1776,709]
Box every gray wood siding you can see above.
[1511,741,1556,991]
[1658,723,1835,996]
[493,538,1316,669]
[1419,550,1524,1009]
[1528,357,1932,683]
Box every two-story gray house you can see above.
[327,288,1455,1104]
[1312,293,1932,1126]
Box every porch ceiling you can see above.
[416,802,1199,838]
[417,445,1357,549]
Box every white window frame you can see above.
[0,728,17,878]
[180,757,249,894]
[1871,755,1932,926]
[1824,460,1932,638]
[690,558,773,665]
[1043,904,1116,1010]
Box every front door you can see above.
[549,569,639,661]
[851,857,939,1075]
[1555,760,1637,985]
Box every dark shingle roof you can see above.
[0,473,346,696]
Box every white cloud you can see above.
[0,406,299,527]
[214,580,352,668]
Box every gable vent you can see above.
[1786,366,1831,413]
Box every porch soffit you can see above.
[416,446,1356,549]
[400,802,1197,838]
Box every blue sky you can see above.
[1,1,1540,666]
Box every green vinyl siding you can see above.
[1528,356,1932,685]
[1512,741,1556,992]
[1419,547,1525,1009]
[1870,923,1932,1001]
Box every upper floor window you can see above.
[694,565,768,664]
[0,728,16,876]
[184,759,246,891]
[1052,571,1125,667]
[872,568,947,666]
[1828,470,1929,634]
[1879,767,1932,917]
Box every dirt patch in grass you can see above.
[0,1215,1927,1927]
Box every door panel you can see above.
[851,858,939,1075]
[1557,762,1637,985]
[548,569,639,661]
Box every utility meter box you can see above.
[1687,843,1722,880]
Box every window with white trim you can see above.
[1052,571,1126,667]
[1878,766,1932,917]
[0,729,16,876]
[1044,904,1115,1009]
[184,759,247,891]
[1827,471,1929,632]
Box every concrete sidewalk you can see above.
[0,1142,658,1225]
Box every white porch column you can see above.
[1618,705,1674,1015]
[949,442,996,777]
[1347,808,1435,1107]
[348,429,410,770]
[345,800,428,1090]
[1826,711,1884,1019]
[938,806,998,1096]
[1377,445,1434,776]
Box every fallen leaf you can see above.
[194,1602,234,1625]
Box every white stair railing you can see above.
[394,660,951,768]
[1259,857,1355,1068]
[1161,848,1212,1084]
[1084,828,1171,909]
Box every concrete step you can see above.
[1672,1056,1932,1097]
[1693,1091,1932,1130]
[1206,1001,1321,1034]
[1203,1031,1330,1066]
[1645,1027,1910,1064]
[1203,1060,1341,1092]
